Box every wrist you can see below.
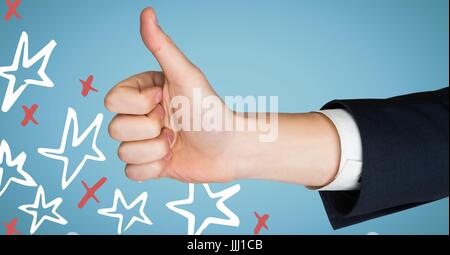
[228,112,340,186]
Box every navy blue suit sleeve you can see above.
[319,87,449,229]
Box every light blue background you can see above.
[0,0,448,235]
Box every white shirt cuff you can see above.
[313,109,363,191]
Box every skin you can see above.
[104,7,341,188]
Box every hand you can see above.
[105,7,341,187]
[105,8,240,183]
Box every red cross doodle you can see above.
[80,75,98,97]
[21,104,39,126]
[3,218,21,235]
[4,0,21,21]
[78,177,107,208]
[253,212,269,235]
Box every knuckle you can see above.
[104,90,117,112]
[125,167,142,181]
[131,76,145,88]
[117,143,129,162]
[170,65,204,85]
[158,139,170,157]
[138,96,152,113]
[189,66,205,81]
[148,118,162,138]
[184,67,203,83]
[108,118,121,140]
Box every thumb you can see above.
[140,7,197,83]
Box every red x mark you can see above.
[80,75,98,97]
[21,104,38,126]
[3,218,21,235]
[4,0,21,21]
[253,212,269,235]
[78,177,107,208]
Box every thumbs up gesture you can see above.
[105,8,240,183]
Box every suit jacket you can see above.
[320,87,449,229]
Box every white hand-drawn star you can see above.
[0,139,37,196]
[97,189,152,234]
[18,185,68,234]
[0,31,57,112]
[37,107,106,190]
[166,183,240,235]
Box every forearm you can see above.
[229,112,341,187]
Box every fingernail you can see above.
[152,10,158,25]
[164,150,173,161]
[155,90,162,103]
[157,104,165,120]
[165,129,174,145]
